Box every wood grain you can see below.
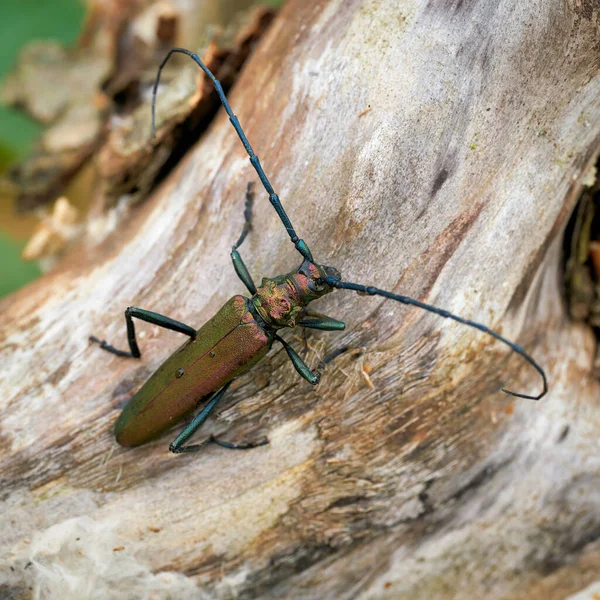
[1,1,599,598]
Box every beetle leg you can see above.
[233,182,254,251]
[231,182,257,295]
[231,251,257,295]
[297,314,346,331]
[321,345,352,366]
[296,313,346,355]
[276,335,321,385]
[90,307,196,358]
[169,382,268,453]
[169,382,232,453]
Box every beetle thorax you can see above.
[251,261,339,329]
[252,274,304,328]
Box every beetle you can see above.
[90,48,547,454]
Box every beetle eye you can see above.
[323,265,341,281]
[308,279,325,293]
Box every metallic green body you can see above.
[105,47,547,453]
[115,296,273,447]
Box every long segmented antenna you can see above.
[324,277,547,400]
[152,47,313,262]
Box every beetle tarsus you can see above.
[89,335,138,358]
[232,182,254,251]
[168,435,269,454]
[168,438,211,454]
[210,435,269,450]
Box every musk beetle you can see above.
[91,48,547,454]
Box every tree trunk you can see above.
[2,1,600,599]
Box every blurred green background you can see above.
[0,0,86,298]
[0,0,285,300]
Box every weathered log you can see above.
[1,1,599,598]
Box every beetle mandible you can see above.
[90,48,547,454]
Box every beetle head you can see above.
[295,260,341,299]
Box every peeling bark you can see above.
[1,1,600,599]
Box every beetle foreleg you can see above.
[233,182,254,251]
[231,183,258,295]
[297,314,346,331]
[90,307,196,358]
[295,312,345,355]
[231,251,257,295]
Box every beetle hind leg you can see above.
[169,382,268,454]
[170,383,231,453]
[90,307,196,359]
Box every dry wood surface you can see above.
[1,1,600,598]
